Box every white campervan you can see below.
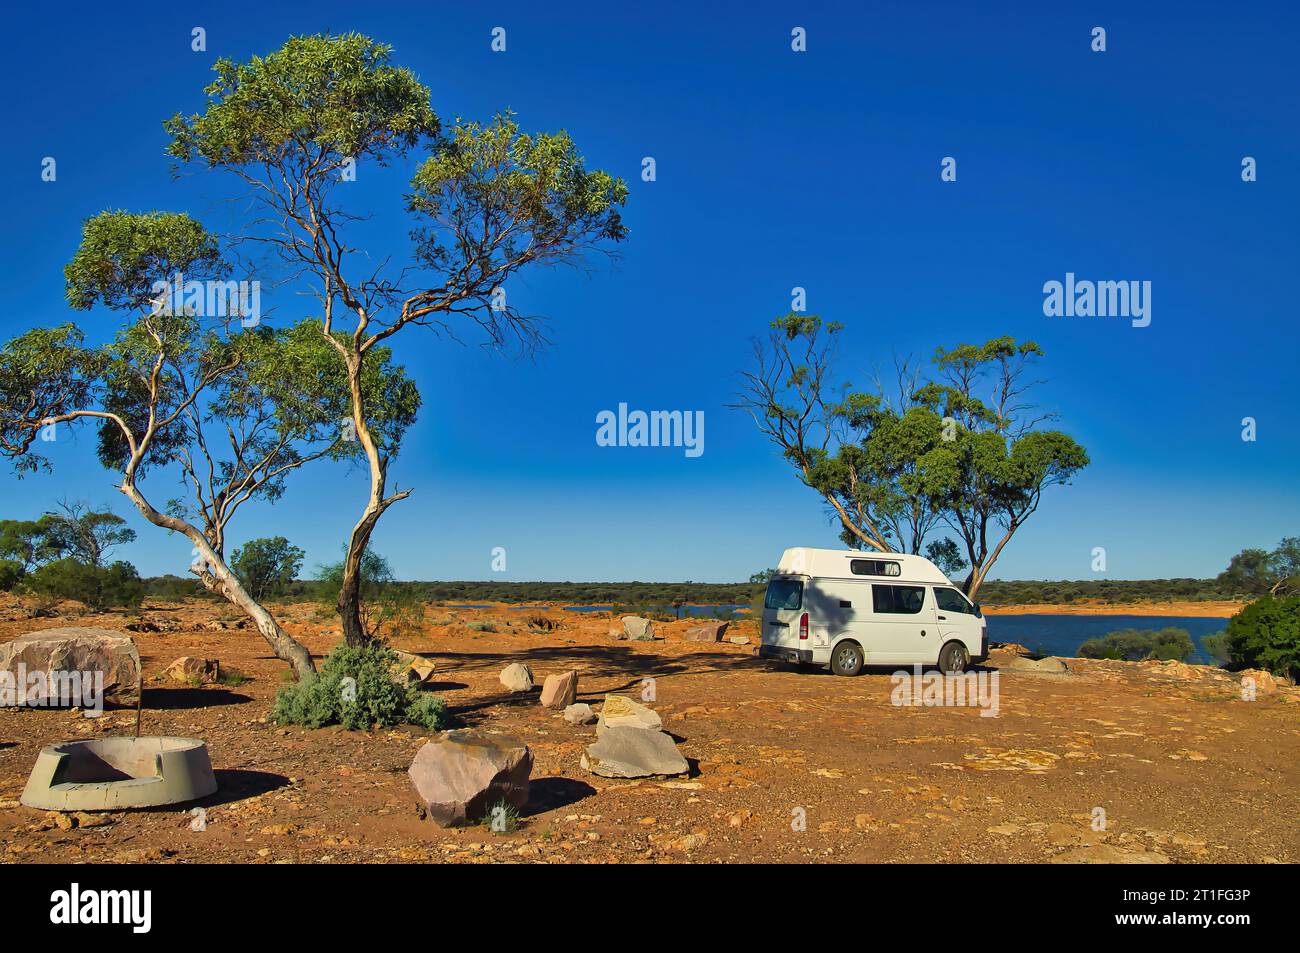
[758,547,988,676]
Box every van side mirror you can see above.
[974,603,983,617]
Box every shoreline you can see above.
[981,601,1243,618]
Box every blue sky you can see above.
[2,1,1296,583]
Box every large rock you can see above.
[596,694,662,735]
[408,730,532,827]
[499,662,534,693]
[622,616,656,641]
[581,726,688,778]
[684,622,728,643]
[164,656,219,685]
[0,628,140,707]
[391,650,435,687]
[563,703,597,725]
[539,670,578,709]
[990,651,1068,674]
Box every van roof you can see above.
[775,547,952,585]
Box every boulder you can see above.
[0,628,140,707]
[499,662,534,693]
[684,622,728,643]
[539,670,578,709]
[597,694,662,734]
[408,730,532,827]
[622,616,656,641]
[727,635,751,645]
[164,656,219,685]
[990,652,1068,674]
[581,726,688,778]
[608,627,626,640]
[563,703,597,725]
[1239,669,1281,694]
[391,649,435,687]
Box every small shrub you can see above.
[405,692,449,730]
[217,668,251,687]
[481,797,521,833]
[1224,595,1300,680]
[23,558,143,611]
[1077,627,1195,662]
[1201,632,1232,667]
[466,621,496,633]
[272,642,449,731]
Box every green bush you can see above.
[24,557,144,611]
[466,621,495,632]
[1224,595,1300,680]
[1201,631,1233,667]
[1077,627,1195,662]
[272,642,450,731]
[0,558,23,591]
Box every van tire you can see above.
[937,640,970,675]
[830,641,864,677]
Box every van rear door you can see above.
[762,575,806,656]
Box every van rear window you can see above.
[851,559,901,577]
[764,578,804,611]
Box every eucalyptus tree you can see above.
[0,210,417,676]
[737,316,1088,598]
[164,33,629,645]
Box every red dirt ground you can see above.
[1,598,1295,864]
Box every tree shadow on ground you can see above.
[524,777,598,816]
[142,688,252,710]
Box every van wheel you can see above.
[830,641,864,677]
[938,641,970,675]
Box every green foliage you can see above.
[23,558,144,611]
[232,536,305,601]
[480,797,522,833]
[165,33,438,169]
[1201,632,1233,667]
[0,559,23,591]
[1217,537,1300,597]
[1224,595,1300,680]
[64,211,225,312]
[37,502,136,567]
[465,621,495,632]
[314,546,422,638]
[408,112,628,277]
[271,641,448,730]
[404,692,449,730]
[1077,627,1195,662]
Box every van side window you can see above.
[764,578,804,611]
[850,559,902,577]
[934,587,975,614]
[872,584,925,614]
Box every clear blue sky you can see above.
[2,1,1296,583]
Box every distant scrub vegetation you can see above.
[128,575,1249,607]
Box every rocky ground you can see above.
[1,598,1296,864]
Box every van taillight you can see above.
[799,612,809,640]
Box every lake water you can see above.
[983,614,1228,663]
[442,605,1228,663]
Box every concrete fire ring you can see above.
[20,737,218,811]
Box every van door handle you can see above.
[921,630,926,637]
[937,615,947,620]
[839,600,852,608]
[770,621,789,628]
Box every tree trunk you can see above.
[118,483,317,679]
